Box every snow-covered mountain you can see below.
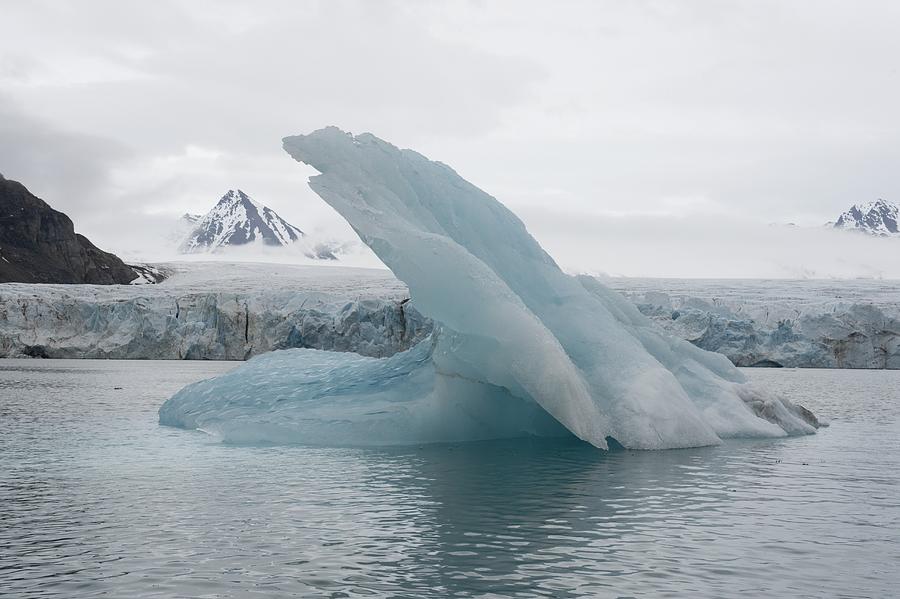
[180,189,308,253]
[832,199,899,236]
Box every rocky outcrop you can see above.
[0,174,137,284]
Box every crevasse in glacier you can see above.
[159,126,820,449]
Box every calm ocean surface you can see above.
[1,359,898,598]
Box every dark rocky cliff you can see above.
[0,174,136,284]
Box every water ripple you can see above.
[1,361,899,597]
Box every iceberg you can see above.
[160,127,820,449]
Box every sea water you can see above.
[1,360,898,597]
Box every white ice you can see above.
[160,127,820,449]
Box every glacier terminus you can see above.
[159,127,822,450]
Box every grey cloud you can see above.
[3,1,544,151]
[2,0,900,276]
[0,96,131,224]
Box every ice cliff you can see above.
[0,263,429,360]
[159,127,820,449]
[3,267,894,369]
[613,279,900,369]
[3,267,895,368]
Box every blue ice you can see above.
[160,127,819,449]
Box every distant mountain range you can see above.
[177,189,338,259]
[0,173,146,284]
[831,199,899,237]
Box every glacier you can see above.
[613,278,900,369]
[160,127,820,449]
[0,263,428,360]
[2,264,897,367]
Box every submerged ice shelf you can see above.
[160,127,821,449]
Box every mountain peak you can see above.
[179,189,305,253]
[219,188,250,202]
[833,199,899,236]
[214,189,254,211]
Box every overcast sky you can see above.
[2,0,900,277]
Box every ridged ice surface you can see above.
[0,262,428,360]
[611,277,900,369]
[3,264,898,367]
[161,127,819,448]
[2,361,898,597]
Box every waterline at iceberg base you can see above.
[160,127,821,449]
